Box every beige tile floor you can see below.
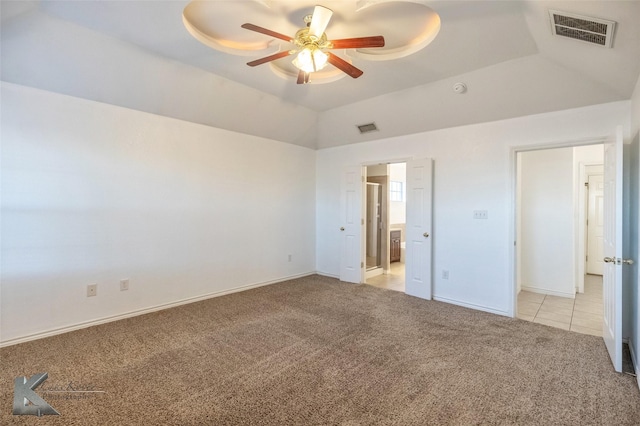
[366,262,405,292]
[517,274,603,336]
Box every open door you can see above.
[340,166,364,283]
[405,158,433,299]
[603,126,623,372]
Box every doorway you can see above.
[365,163,406,292]
[340,158,433,299]
[515,144,604,336]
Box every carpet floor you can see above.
[1,274,639,425]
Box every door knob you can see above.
[423,232,430,238]
[623,259,635,265]
[604,257,615,263]
[340,227,345,231]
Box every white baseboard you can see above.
[0,271,315,348]
[629,339,640,391]
[521,286,575,299]
[433,296,511,318]
[316,271,339,279]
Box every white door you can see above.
[405,158,433,299]
[602,126,623,372]
[340,166,364,283]
[586,173,604,275]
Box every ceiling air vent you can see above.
[357,123,378,134]
[549,10,616,48]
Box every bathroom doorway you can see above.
[365,163,406,292]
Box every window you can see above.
[390,181,404,202]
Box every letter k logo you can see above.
[13,373,59,416]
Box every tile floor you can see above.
[366,262,405,292]
[517,274,603,337]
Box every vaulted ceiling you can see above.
[2,1,640,149]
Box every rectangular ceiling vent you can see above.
[549,10,616,48]
[357,122,378,134]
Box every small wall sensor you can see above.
[453,82,467,94]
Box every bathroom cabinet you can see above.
[390,230,401,263]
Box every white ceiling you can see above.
[2,1,640,149]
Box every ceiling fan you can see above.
[241,5,385,84]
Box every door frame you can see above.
[509,136,607,317]
[581,164,604,283]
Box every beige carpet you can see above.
[1,274,639,425]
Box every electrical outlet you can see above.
[120,279,129,291]
[87,284,97,297]
[473,210,488,219]
[442,270,449,280]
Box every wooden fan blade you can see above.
[247,50,293,67]
[297,70,306,84]
[309,5,333,38]
[329,36,385,49]
[327,53,363,79]
[241,23,293,42]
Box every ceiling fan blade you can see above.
[297,70,306,84]
[327,53,363,79]
[308,5,333,38]
[247,50,293,67]
[329,36,385,49]
[241,23,293,42]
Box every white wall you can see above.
[0,82,316,345]
[316,101,630,315]
[519,147,575,297]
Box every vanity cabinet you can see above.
[390,230,401,263]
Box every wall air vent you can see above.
[357,123,378,134]
[549,10,616,48]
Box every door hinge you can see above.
[361,218,364,225]
[586,255,588,262]
[361,262,364,268]
[585,182,589,187]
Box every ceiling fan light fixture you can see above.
[293,47,328,73]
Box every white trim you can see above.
[629,339,640,391]
[521,286,576,299]
[433,296,510,318]
[0,272,315,348]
